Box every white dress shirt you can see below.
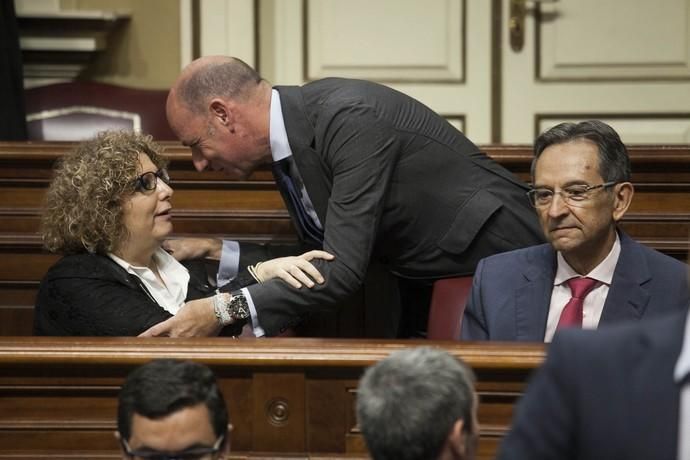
[108,248,190,315]
[218,89,322,337]
[543,233,621,342]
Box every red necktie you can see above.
[556,277,599,329]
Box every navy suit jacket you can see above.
[462,231,689,341]
[497,308,686,460]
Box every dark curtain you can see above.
[0,1,27,140]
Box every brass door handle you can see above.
[509,0,557,52]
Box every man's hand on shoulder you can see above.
[162,237,223,261]
[255,250,334,288]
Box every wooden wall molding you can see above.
[303,0,466,83]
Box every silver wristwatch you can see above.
[213,292,250,326]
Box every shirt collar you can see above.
[107,248,188,286]
[554,231,621,286]
[269,89,293,162]
[108,248,189,314]
[674,312,690,383]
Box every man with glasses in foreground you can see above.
[461,120,689,341]
[117,359,230,460]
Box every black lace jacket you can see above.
[33,253,252,336]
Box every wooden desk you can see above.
[0,337,545,460]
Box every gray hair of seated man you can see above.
[117,359,229,441]
[532,119,632,184]
[356,346,476,460]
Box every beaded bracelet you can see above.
[248,261,264,283]
[213,292,233,326]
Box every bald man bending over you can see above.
[144,56,543,338]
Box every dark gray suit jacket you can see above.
[240,78,544,336]
[462,231,690,341]
[498,308,686,460]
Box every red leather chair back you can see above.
[24,81,175,141]
[427,276,473,340]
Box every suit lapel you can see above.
[274,86,330,224]
[600,233,651,324]
[514,246,557,341]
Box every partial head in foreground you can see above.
[356,347,478,460]
[117,359,230,459]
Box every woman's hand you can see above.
[255,250,335,288]
[138,297,221,337]
[162,237,223,261]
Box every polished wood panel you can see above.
[0,337,545,460]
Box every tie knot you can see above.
[567,277,598,299]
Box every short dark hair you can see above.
[117,359,229,441]
[179,57,263,114]
[532,120,631,183]
[356,347,476,460]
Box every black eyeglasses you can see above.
[133,169,171,192]
[527,181,617,208]
[120,434,224,460]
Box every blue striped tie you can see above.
[272,159,324,244]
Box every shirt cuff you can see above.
[241,287,265,337]
[217,240,240,287]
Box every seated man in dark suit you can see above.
[497,306,690,460]
[116,359,231,459]
[462,120,689,341]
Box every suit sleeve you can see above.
[461,258,490,340]
[497,333,578,460]
[246,104,400,336]
[237,241,315,268]
[34,275,172,336]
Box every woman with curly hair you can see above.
[34,130,332,336]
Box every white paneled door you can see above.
[196,0,690,143]
[501,0,690,143]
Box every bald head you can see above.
[165,56,272,178]
[167,56,264,117]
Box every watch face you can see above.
[229,295,250,320]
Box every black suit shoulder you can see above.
[498,310,686,460]
[633,236,688,272]
[479,243,553,264]
[475,243,555,278]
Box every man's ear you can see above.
[113,431,126,456]
[214,423,232,459]
[611,181,634,222]
[209,99,231,126]
[446,419,467,459]
[220,424,233,456]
